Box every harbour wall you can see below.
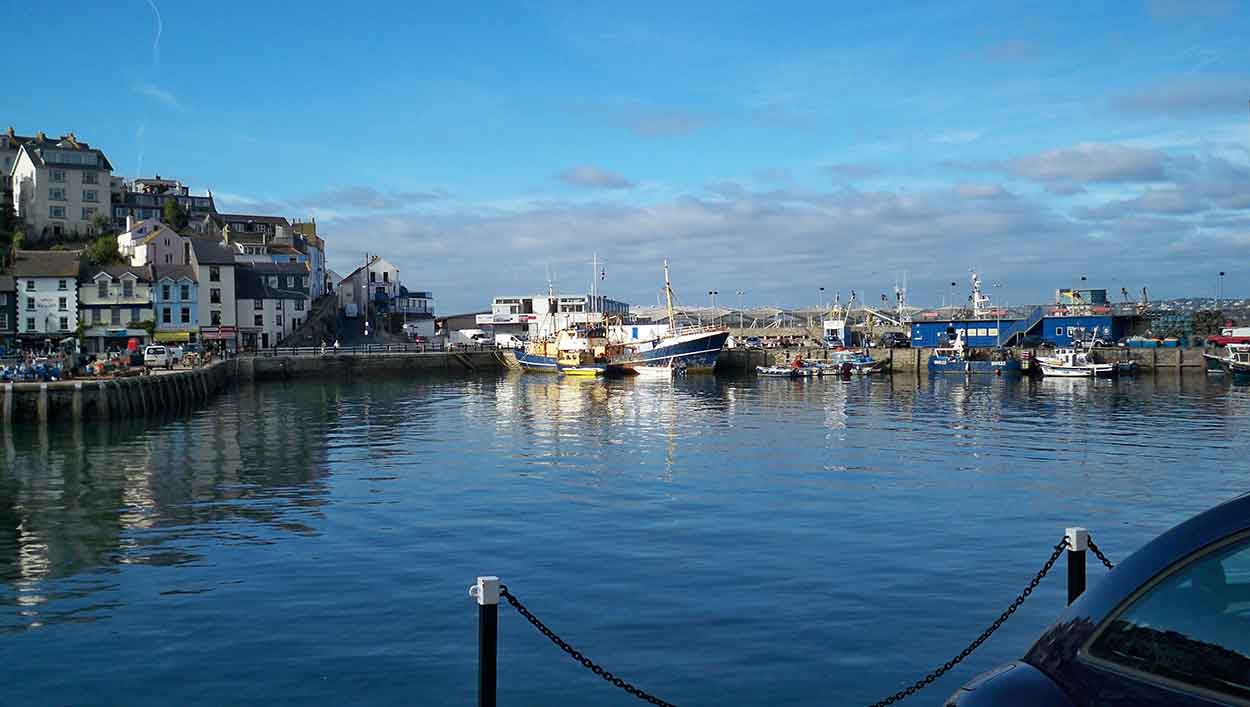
[716,346,1210,373]
[2,360,233,426]
[2,351,507,427]
[235,350,506,382]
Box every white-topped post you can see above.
[1066,527,1088,604]
[469,576,500,707]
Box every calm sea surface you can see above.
[2,372,1249,706]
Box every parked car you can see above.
[744,337,763,349]
[948,491,1250,706]
[879,332,912,348]
[143,345,174,370]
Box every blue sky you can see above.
[6,0,1250,312]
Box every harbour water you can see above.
[2,373,1249,705]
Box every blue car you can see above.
[949,492,1250,706]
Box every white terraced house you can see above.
[10,249,83,347]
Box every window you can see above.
[209,266,220,282]
[1088,532,1250,702]
[254,299,263,310]
[1055,327,1065,336]
[0,313,6,330]
[180,307,190,324]
[382,271,389,283]
[57,280,67,291]
[163,238,169,246]
[26,317,34,331]
[210,310,221,326]
[82,207,96,220]
[59,317,68,331]
[268,276,278,287]
[295,299,304,312]
[276,314,283,327]
[165,254,172,264]
[162,307,172,324]
[25,280,34,291]
[58,297,66,311]
[50,205,66,219]
[210,288,221,304]
[83,189,98,203]
[50,169,66,182]
[162,285,171,300]
[111,308,120,325]
[254,314,263,327]
[131,307,140,323]
[279,276,287,289]
[180,285,189,300]
[122,280,134,297]
[370,271,376,283]
[91,308,101,324]
[82,171,98,185]
[49,187,66,201]
[26,297,34,310]
[184,242,191,262]
[0,294,5,305]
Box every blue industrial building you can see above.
[910,313,1132,348]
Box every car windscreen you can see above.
[1086,531,1250,702]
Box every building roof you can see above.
[82,264,153,282]
[15,134,112,171]
[216,213,290,227]
[235,265,308,301]
[11,249,83,278]
[0,275,14,292]
[243,261,309,275]
[152,264,197,282]
[189,239,237,265]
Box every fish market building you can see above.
[478,294,630,340]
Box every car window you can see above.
[1087,532,1250,701]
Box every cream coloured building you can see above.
[10,133,113,242]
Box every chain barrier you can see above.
[498,585,680,707]
[1087,536,1116,570]
[864,536,1070,707]
[497,536,1096,707]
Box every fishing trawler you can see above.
[927,328,1022,375]
[613,261,729,374]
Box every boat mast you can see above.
[663,259,676,329]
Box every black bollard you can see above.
[470,576,500,707]
[1066,528,1088,605]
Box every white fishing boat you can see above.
[1036,347,1117,378]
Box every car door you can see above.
[1074,531,1250,706]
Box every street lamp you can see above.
[736,290,745,329]
[949,281,957,316]
[708,290,718,322]
[1219,271,1226,312]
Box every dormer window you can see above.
[97,280,108,298]
[122,279,134,297]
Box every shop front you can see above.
[154,330,195,345]
[83,326,149,354]
[199,326,238,352]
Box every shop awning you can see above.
[154,331,191,343]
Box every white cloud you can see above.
[133,82,180,108]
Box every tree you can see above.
[85,233,123,266]
[163,197,189,231]
[92,213,115,236]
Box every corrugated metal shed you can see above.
[910,319,1019,348]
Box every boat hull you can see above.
[927,357,1022,375]
[516,351,559,372]
[1204,352,1226,374]
[1038,362,1117,378]
[620,330,729,373]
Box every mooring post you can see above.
[469,576,500,707]
[1066,527,1088,605]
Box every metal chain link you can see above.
[864,537,1070,707]
[499,585,680,707]
[1087,537,1115,570]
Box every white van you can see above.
[144,345,174,369]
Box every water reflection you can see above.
[0,371,1247,705]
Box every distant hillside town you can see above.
[0,127,434,354]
